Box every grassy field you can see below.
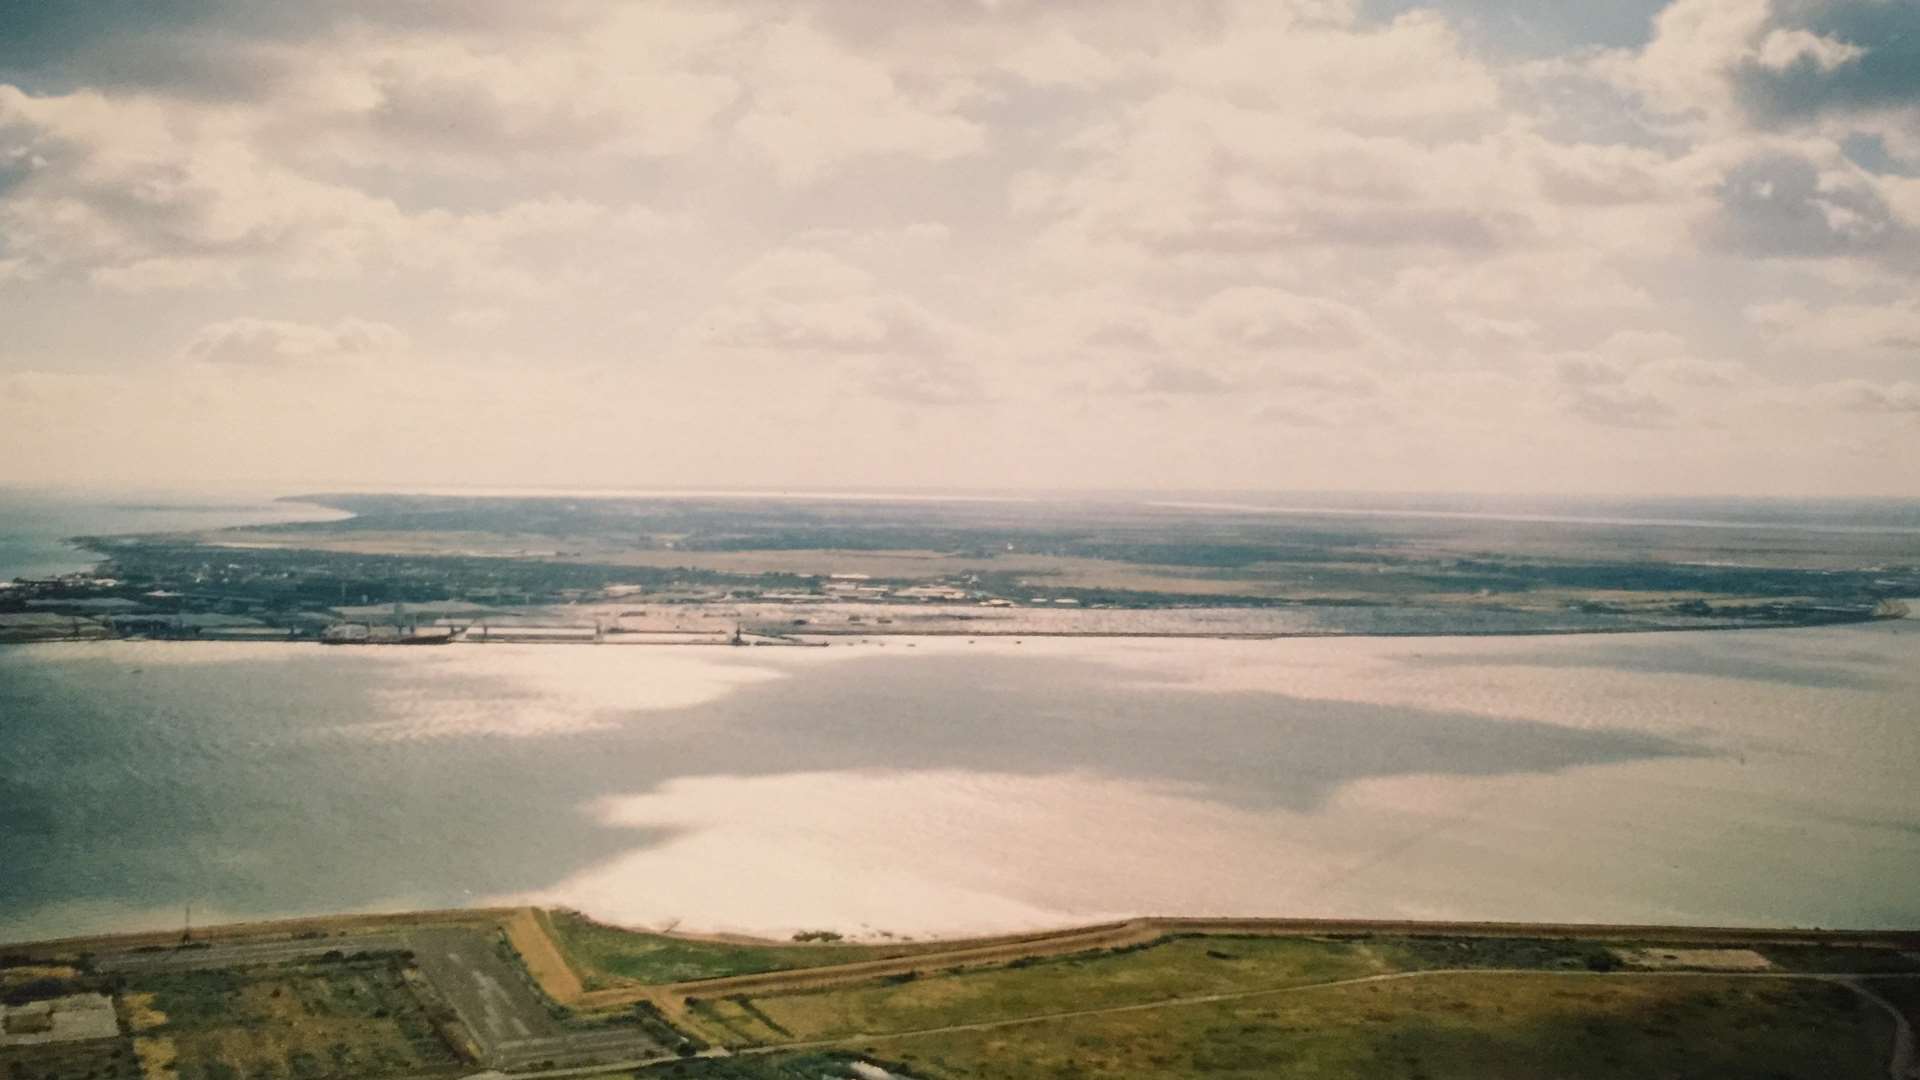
[668,931,1920,1047]
[6,917,1914,1080]
[694,937,1386,1045]
[547,912,939,988]
[0,1040,142,1080]
[1871,977,1920,1031]
[639,931,1911,1079]
[117,956,463,1080]
[568,974,1895,1080]
[833,973,1891,1080]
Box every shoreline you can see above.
[9,905,1919,958]
[1,602,1903,647]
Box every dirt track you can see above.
[504,908,586,1003]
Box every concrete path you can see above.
[406,927,667,1070]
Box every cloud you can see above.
[1640,354,1745,387]
[1547,329,1746,428]
[1701,150,1911,259]
[1747,297,1920,352]
[1817,379,1920,414]
[695,247,987,407]
[731,21,987,184]
[865,358,989,407]
[1197,287,1378,351]
[726,247,877,298]
[2,0,1919,495]
[1733,2,1920,124]
[449,307,509,331]
[0,81,682,294]
[702,294,956,355]
[1602,0,1920,148]
[1447,313,1538,341]
[1131,362,1236,397]
[1254,402,1335,428]
[1166,9,1501,128]
[1565,385,1676,428]
[1556,353,1627,387]
[1754,28,1864,74]
[342,10,744,164]
[90,256,237,292]
[0,82,401,282]
[179,317,407,366]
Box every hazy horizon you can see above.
[9,479,1920,505]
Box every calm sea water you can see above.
[0,489,348,581]
[3,491,1917,941]
[3,623,1916,942]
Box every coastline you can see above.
[2,598,1903,646]
[10,904,1918,963]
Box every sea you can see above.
[2,490,1917,943]
[0,488,349,581]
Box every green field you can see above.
[829,973,1890,1080]
[636,932,1910,1079]
[692,937,1385,1045]
[575,972,1895,1080]
[7,918,1914,1080]
[548,911,936,987]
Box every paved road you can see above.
[1853,977,1919,1080]
[406,928,666,1070]
[408,929,564,1051]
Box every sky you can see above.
[1,0,1917,497]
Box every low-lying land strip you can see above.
[10,491,1913,643]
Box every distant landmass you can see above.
[4,491,1915,643]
